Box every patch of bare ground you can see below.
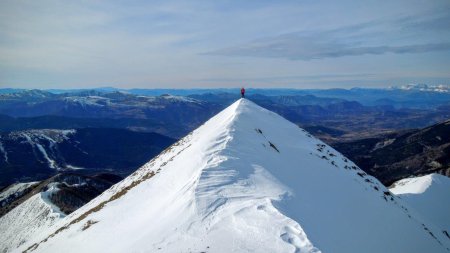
[82,220,98,231]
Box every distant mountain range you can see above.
[2,86,450,108]
[391,84,450,93]
[0,88,449,188]
[1,90,449,138]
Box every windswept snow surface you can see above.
[0,182,37,206]
[0,186,65,252]
[391,173,450,235]
[19,99,450,253]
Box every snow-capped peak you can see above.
[389,83,450,93]
[19,99,450,253]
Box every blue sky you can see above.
[1,0,449,89]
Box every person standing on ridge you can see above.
[241,87,245,98]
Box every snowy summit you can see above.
[18,99,449,253]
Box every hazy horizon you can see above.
[1,0,450,89]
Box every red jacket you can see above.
[241,88,245,95]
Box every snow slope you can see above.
[391,173,450,237]
[0,182,38,207]
[0,184,65,252]
[18,99,450,253]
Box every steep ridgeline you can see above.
[18,99,449,253]
[0,173,121,252]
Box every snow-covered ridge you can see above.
[0,185,65,253]
[0,182,38,207]
[0,173,122,253]
[391,174,450,238]
[17,99,450,253]
[391,174,437,194]
[61,93,203,108]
